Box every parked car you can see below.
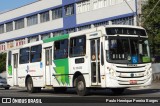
[0,76,10,90]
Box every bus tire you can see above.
[75,75,88,96]
[111,88,125,95]
[26,77,36,93]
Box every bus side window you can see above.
[70,35,86,57]
[19,47,30,64]
[30,45,42,63]
[54,39,68,59]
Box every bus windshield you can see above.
[106,37,151,64]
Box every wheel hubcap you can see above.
[78,81,84,91]
[28,80,32,91]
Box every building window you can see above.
[104,0,108,7]
[0,43,5,51]
[54,39,68,59]
[98,0,104,8]
[77,4,82,14]
[112,16,134,25]
[6,22,13,32]
[78,25,91,31]
[93,0,105,9]
[94,21,109,27]
[66,28,75,34]
[93,0,98,9]
[92,0,125,10]
[15,19,24,30]
[40,11,50,23]
[30,45,42,63]
[70,35,86,57]
[52,30,64,37]
[65,4,74,16]
[19,47,30,64]
[77,0,90,14]
[7,41,14,49]
[27,15,38,26]
[52,8,62,20]
[16,39,25,47]
[0,24,4,34]
[41,33,50,40]
[28,36,39,43]
[2,44,5,51]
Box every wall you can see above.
[0,19,63,41]
[152,63,160,82]
[0,0,62,23]
[77,0,136,25]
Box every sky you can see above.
[0,0,37,13]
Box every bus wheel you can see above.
[54,87,67,93]
[111,88,125,95]
[26,77,36,93]
[75,75,88,96]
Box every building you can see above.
[0,0,139,52]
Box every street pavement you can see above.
[0,82,160,97]
[0,82,160,104]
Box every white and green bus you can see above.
[6,25,152,96]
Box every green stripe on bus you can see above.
[8,66,12,75]
[43,34,69,43]
[53,58,69,85]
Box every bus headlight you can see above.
[146,66,152,76]
[109,69,116,77]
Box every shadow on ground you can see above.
[14,87,160,97]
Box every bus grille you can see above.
[114,65,149,85]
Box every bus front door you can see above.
[13,53,18,86]
[90,39,101,85]
[45,48,52,85]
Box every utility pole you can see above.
[136,0,142,26]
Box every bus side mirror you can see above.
[105,41,109,50]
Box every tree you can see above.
[142,0,160,56]
[0,53,6,73]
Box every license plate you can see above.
[129,80,137,84]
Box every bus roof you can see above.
[7,25,146,52]
[43,25,146,44]
[104,25,145,30]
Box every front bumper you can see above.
[106,75,152,88]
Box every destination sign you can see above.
[106,28,146,36]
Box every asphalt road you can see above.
[0,82,160,103]
[1,82,160,97]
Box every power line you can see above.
[123,0,140,26]
[143,0,160,24]
[123,0,135,13]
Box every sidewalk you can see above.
[152,73,160,82]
